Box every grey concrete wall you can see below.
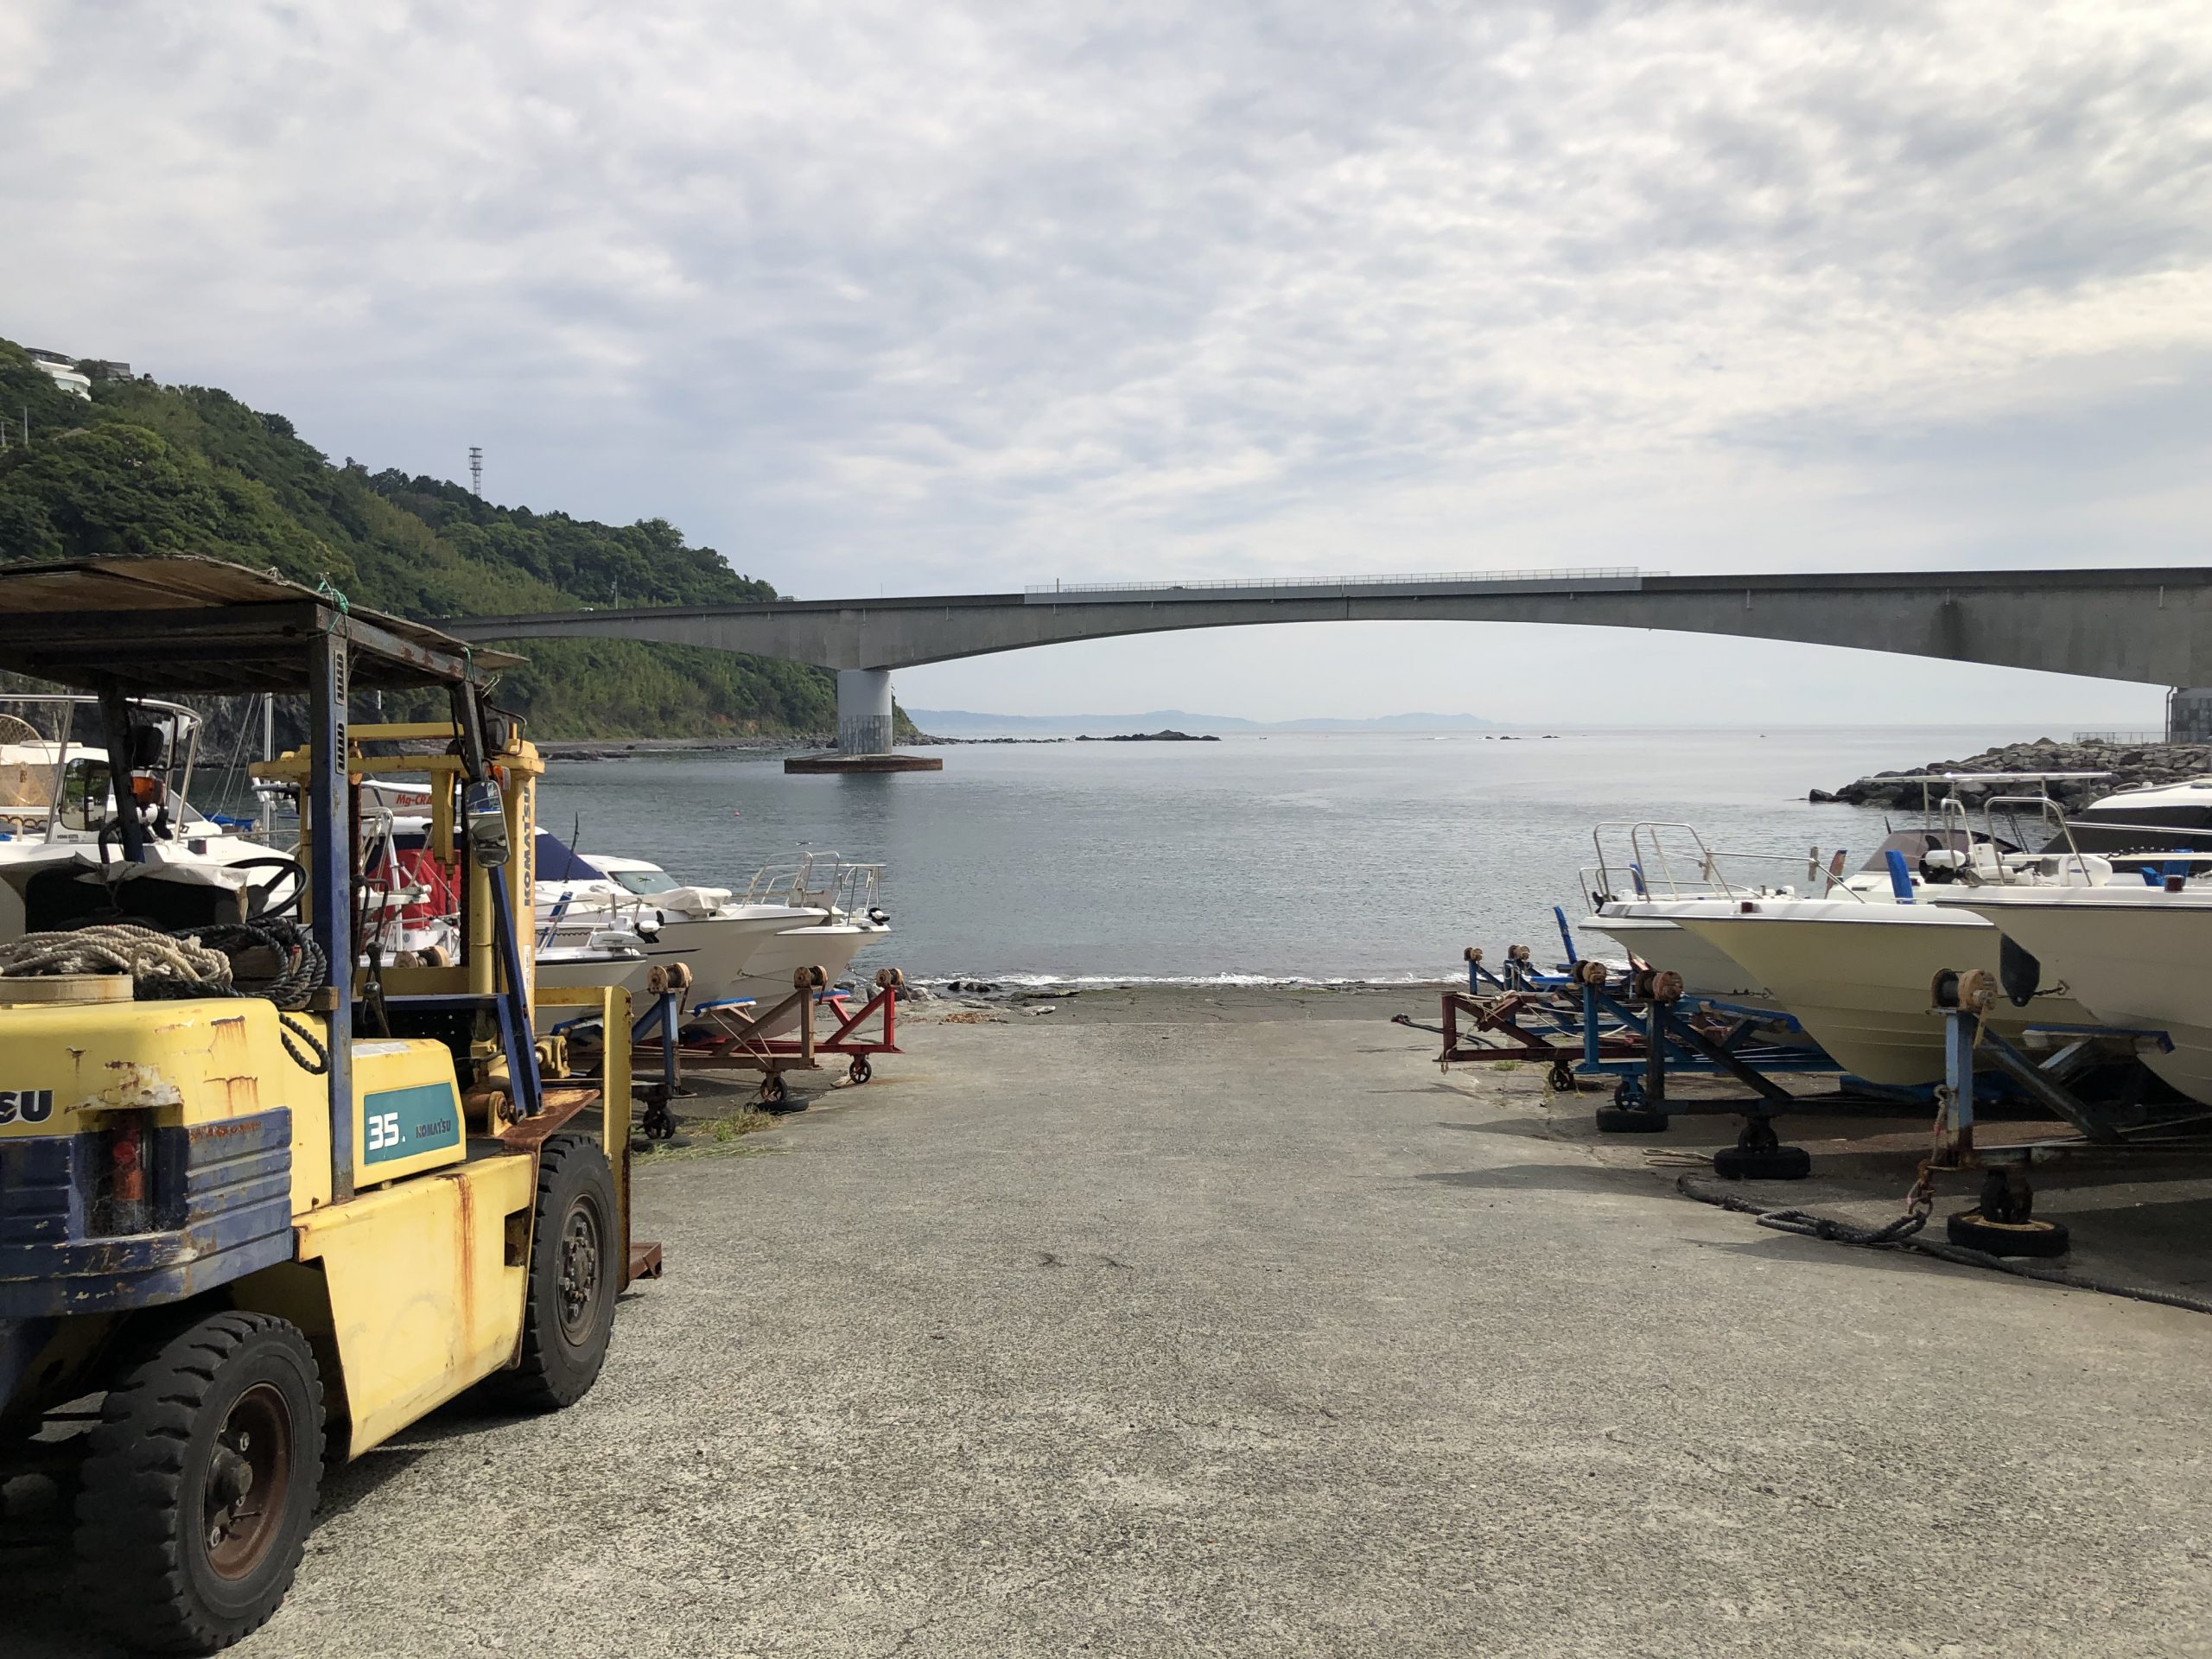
[441,567,2212,688]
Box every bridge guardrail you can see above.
[1024,567,1654,597]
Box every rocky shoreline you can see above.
[1815,738,2212,810]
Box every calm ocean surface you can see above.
[536,726,2073,984]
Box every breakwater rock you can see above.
[1815,739,2212,810]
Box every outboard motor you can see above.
[1919,847,1968,885]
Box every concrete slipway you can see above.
[7,988,2209,1657]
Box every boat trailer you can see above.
[1402,944,1852,1179]
[1911,966,2204,1255]
[591,964,907,1133]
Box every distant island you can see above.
[1075,729,1220,742]
[908,708,1496,737]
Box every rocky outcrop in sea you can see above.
[1815,739,2212,810]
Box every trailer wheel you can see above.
[1593,1107,1669,1134]
[1712,1144,1812,1180]
[75,1312,323,1654]
[1545,1062,1575,1093]
[847,1056,873,1084]
[493,1133,619,1410]
[1946,1210,2070,1258]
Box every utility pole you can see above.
[468,445,482,498]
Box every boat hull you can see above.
[726,925,887,1035]
[1675,906,2094,1086]
[537,912,802,1008]
[1577,912,1781,1011]
[1936,892,2212,1105]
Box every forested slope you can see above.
[0,337,837,737]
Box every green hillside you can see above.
[0,337,840,738]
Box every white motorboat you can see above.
[1673,898,2100,1085]
[1590,812,2107,1085]
[1574,809,2123,1092]
[0,695,262,846]
[533,844,888,1017]
[1574,822,1849,1014]
[1929,880,2212,1105]
[534,934,652,989]
[709,856,892,1033]
[2060,777,2212,855]
[535,849,825,1005]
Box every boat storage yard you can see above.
[4,564,2212,1656]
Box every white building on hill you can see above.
[24,349,92,400]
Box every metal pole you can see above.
[309,626,354,1205]
[1643,1003,1668,1113]
[43,700,72,844]
[95,682,146,863]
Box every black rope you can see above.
[186,921,328,1010]
[276,1012,329,1076]
[1677,1174,2212,1318]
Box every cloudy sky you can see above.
[6,1,2209,722]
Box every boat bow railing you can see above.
[1586,821,1860,906]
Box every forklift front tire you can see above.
[493,1132,619,1410]
[76,1311,323,1655]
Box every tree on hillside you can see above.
[0,423,335,577]
[0,331,834,739]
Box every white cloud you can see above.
[4,0,2209,719]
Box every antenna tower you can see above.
[468,445,483,498]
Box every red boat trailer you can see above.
[1422,978,1645,1091]
[629,965,906,1112]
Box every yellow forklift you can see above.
[0,557,647,1652]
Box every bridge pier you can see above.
[2170,688,2212,744]
[838,668,893,755]
[784,667,943,773]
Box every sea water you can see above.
[536,726,2078,983]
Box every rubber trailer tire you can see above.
[1594,1108,1669,1134]
[1712,1144,1813,1180]
[1947,1209,2070,1258]
[75,1311,323,1655]
[489,1132,620,1410]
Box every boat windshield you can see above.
[610,868,681,895]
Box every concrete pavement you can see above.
[9,988,2211,1656]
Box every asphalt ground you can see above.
[8,985,2212,1656]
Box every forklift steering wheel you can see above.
[231,855,308,921]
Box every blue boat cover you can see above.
[535,830,605,881]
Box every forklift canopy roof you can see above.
[0,556,523,694]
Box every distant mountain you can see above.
[907,708,1497,735]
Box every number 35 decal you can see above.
[365,1110,402,1152]
[0,1090,54,1124]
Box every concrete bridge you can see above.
[442,564,2212,753]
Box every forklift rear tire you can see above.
[75,1311,323,1655]
[493,1133,619,1411]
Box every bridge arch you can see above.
[442,566,2212,753]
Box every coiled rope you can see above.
[0,921,333,1074]
[0,925,232,995]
